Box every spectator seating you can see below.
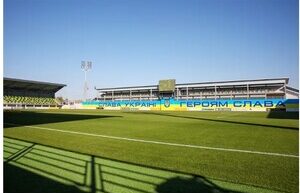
[4,95,58,106]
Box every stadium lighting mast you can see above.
[81,61,92,101]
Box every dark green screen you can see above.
[159,79,175,92]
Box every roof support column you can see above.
[284,83,287,99]
[214,85,217,100]
[150,89,152,101]
[247,84,249,99]
[130,90,132,101]
[112,91,114,101]
[200,90,202,100]
[186,87,188,100]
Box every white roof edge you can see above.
[96,78,289,91]
[97,86,158,92]
[176,78,289,87]
[176,80,287,88]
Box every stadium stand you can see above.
[3,77,66,109]
[3,96,57,105]
[83,78,299,112]
[94,78,299,101]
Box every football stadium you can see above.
[3,77,299,193]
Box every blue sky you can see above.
[4,0,299,99]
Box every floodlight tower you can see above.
[81,61,92,101]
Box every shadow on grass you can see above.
[267,111,299,120]
[4,164,85,193]
[129,112,299,131]
[4,111,121,128]
[4,136,242,193]
[156,176,233,193]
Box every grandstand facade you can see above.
[83,78,299,112]
[94,78,298,101]
[4,77,66,109]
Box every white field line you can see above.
[5,123,299,158]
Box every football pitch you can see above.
[3,109,299,193]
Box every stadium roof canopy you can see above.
[95,77,291,92]
[4,77,66,92]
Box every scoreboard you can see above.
[159,79,176,92]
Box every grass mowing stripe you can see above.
[5,122,299,159]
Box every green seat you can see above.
[3,95,58,106]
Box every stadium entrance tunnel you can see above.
[3,137,253,193]
[3,111,122,128]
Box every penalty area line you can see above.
[4,123,299,159]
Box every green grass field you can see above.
[3,109,299,193]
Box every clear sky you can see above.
[4,0,299,100]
